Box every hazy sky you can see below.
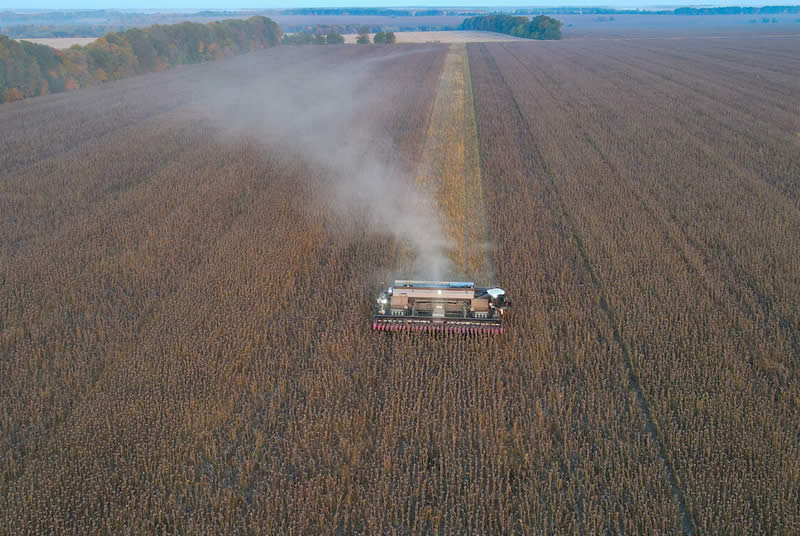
[1,1,780,9]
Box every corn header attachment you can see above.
[374,280,510,334]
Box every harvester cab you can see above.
[487,288,511,313]
[373,280,510,334]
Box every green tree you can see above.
[460,14,562,40]
[1,16,282,105]
[356,26,370,44]
[326,32,345,44]
[384,31,397,43]
[282,32,316,45]
[20,40,65,93]
[125,28,157,72]
[3,38,44,97]
[373,31,386,44]
[529,15,562,39]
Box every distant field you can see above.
[270,13,463,33]
[559,13,800,38]
[14,31,518,50]
[17,37,96,48]
[343,30,522,43]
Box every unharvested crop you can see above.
[1,32,798,534]
[468,36,800,533]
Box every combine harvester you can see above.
[374,280,511,334]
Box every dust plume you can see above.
[189,46,453,281]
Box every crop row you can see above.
[468,37,799,533]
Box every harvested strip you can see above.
[407,44,492,282]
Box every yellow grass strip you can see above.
[413,44,492,283]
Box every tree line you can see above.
[460,14,562,39]
[282,32,345,45]
[1,25,117,39]
[282,27,396,46]
[0,16,281,104]
[276,8,480,16]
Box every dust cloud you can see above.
[187,46,452,281]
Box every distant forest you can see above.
[461,15,563,40]
[3,5,800,104]
[511,5,800,15]
[3,6,800,38]
[0,16,280,104]
[276,6,800,16]
[277,8,480,16]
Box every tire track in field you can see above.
[409,44,493,283]
[481,43,697,535]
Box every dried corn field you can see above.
[468,36,800,533]
[1,34,799,534]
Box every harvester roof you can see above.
[394,280,475,289]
